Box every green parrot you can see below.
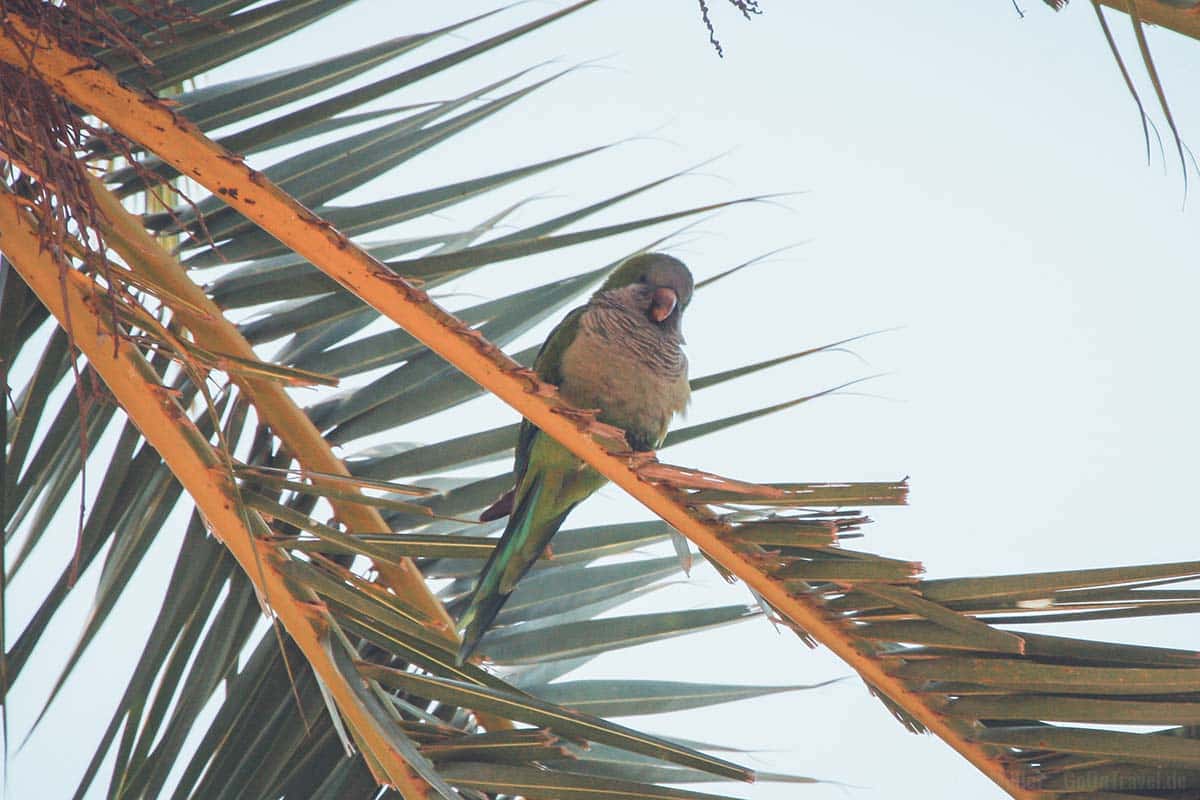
[457,253,694,663]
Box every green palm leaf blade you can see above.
[311,339,549,441]
[0,264,49,355]
[177,67,557,245]
[9,409,136,580]
[243,469,433,506]
[945,694,1200,724]
[538,520,676,563]
[253,493,444,568]
[210,236,447,308]
[330,607,523,693]
[856,621,1200,666]
[384,195,767,285]
[314,344,537,442]
[832,560,1200,625]
[492,556,685,626]
[663,391,849,450]
[172,14,485,133]
[349,423,521,479]
[123,0,602,186]
[227,0,598,136]
[980,600,1200,626]
[288,532,497,561]
[113,103,430,199]
[0,262,15,741]
[421,730,574,765]
[188,144,611,267]
[21,454,184,726]
[307,758,370,800]
[381,475,515,534]
[94,0,268,84]
[895,657,1200,694]
[356,669,754,782]
[726,519,842,548]
[539,743,822,786]
[119,580,264,799]
[478,606,759,666]
[6,414,190,688]
[426,521,673,580]
[7,374,115,537]
[70,518,234,800]
[240,102,435,153]
[267,303,380,368]
[687,329,889,391]
[165,85,485,238]
[856,583,1026,655]
[526,678,842,718]
[492,585,678,651]
[308,217,727,440]
[279,548,518,698]
[918,560,1200,604]
[164,634,309,800]
[686,480,909,507]
[340,352,841,482]
[238,293,365,347]
[257,729,347,800]
[438,762,750,800]
[1035,763,1200,794]
[279,224,681,392]
[976,726,1200,769]
[332,640,467,800]
[121,0,363,93]
[3,327,70,497]
[216,201,523,337]
[196,669,331,800]
[508,656,597,689]
[280,556,439,642]
[296,263,610,379]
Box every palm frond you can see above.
[0,3,848,798]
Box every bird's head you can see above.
[597,252,694,329]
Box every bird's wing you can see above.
[477,305,586,524]
[512,305,586,482]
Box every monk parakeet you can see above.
[457,253,694,663]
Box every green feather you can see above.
[512,306,584,481]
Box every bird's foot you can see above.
[614,449,659,468]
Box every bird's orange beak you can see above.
[649,287,677,322]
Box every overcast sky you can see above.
[11,2,1200,798]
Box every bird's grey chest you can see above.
[557,305,689,450]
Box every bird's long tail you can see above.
[457,479,573,664]
[457,537,519,665]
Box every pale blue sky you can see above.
[10,2,1200,798]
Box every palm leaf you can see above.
[0,3,817,798]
